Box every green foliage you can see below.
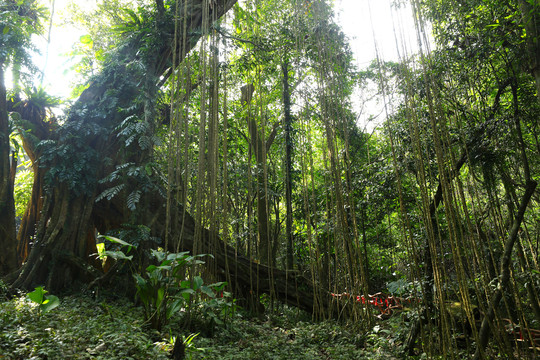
[0,0,47,66]
[133,250,211,331]
[26,287,60,319]
[0,293,415,360]
[116,113,162,151]
[63,0,147,82]
[191,313,377,360]
[0,295,170,359]
[101,234,232,334]
[97,234,136,261]
[39,135,100,196]
[96,110,164,211]
[194,282,239,335]
[387,278,421,298]
[105,224,160,249]
[13,155,32,218]
[0,280,9,302]
[22,86,62,109]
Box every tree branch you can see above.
[265,121,281,152]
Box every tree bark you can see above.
[243,83,278,266]
[0,63,18,275]
[11,98,54,265]
[282,60,294,270]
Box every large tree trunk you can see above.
[11,0,237,289]
[0,63,18,275]
[13,187,97,289]
[11,97,53,265]
[126,193,333,315]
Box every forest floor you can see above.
[0,283,416,360]
[6,281,533,359]
[1,285,536,360]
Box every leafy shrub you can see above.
[133,250,206,330]
[194,282,239,335]
[133,249,235,332]
[96,235,239,333]
[26,287,60,319]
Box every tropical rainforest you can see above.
[1,0,540,359]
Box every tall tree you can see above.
[10,0,238,290]
[282,59,294,270]
[0,0,47,275]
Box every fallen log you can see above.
[91,190,334,316]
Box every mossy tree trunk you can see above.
[12,99,54,266]
[11,0,238,290]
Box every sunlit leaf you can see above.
[41,295,60,313]
[101,250,133,261]
[80,34,93,45]
[98,235,135,248]
[27,287,46,304]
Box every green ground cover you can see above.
[0,285,407,359]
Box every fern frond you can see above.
[127,190,141,211]
[96,184,125,203]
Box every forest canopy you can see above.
[1,0,540,358]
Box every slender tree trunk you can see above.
[404,153,467,354]
[0,63,18,275]
[243,83,275,265]
[473,180,537,360]
[360,204,369,291]
[16,166,45,264]
[255,159,271,264]
[282,60,294,270]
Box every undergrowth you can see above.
[0,283,411,359]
